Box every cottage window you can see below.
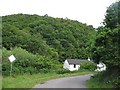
[74,64,76,68]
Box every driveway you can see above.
[33,74,93,88]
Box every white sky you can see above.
[0,0,117,28]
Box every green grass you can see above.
[86,78,112,89]
[86,70,120,89]
[3,71,94,88]
[86,72,113,89]
[0,76,2,90]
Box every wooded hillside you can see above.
[2,14,96,75]
[2,14,96,61]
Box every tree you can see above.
[104,1,120,29]
[2,13,96,63]
[93,27,120,68]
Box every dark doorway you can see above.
[74,64,76,68]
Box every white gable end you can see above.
[63,60,70,69]
[63,59,80,71]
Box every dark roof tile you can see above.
[66,59,88,65]
[67,59,80,65]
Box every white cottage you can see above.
[63,59,81,71]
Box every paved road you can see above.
[33,74,93,88]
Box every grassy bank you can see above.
[86,71,120,89]
[0,76,2,90]
[3,71,94,88]
[86,76,112,88]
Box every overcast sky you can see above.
[0,0,117,28]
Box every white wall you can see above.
[69,64,80,71]
[63,60,80,71]
[95,63,106,71]
[63,60,70,69]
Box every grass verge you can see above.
[86,76,112,89]
[86,71,119,89]
[3,71,94,88]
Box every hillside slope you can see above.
[2,14,96,62]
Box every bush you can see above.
[39,68,50,74]
[2,47,61,76]
[80,62,96,71]
[112,76,120,88]
[88,70,120,88]
[56,69,71,74]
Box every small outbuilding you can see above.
[63,59,80,71]
[95,62,106,71]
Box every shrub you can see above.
[39,68,50,74]
[112,76,120,88]
[80,62,96,71]
[2,47,61,76]
[56,69,71,74]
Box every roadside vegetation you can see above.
[2,0,119,89]
[3,48,96,88]
[87,71,119,88]
[2,10,96,88]
[3,70,95,88]
[87,1,120,88]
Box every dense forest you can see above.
[2,13,96,75]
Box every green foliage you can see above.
[2,47,61,75]
[112,76,120,88]
[2,14,97,76]
[90,1,120,68]
[2,14,96,62]
[56,69,71,74]
[3,71,94,88]
[90,1,120,88]
[80,62,96,71]
[87,70,120,88]
[104,1,120,29]
[93,28,120,68]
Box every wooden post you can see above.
[10,62,12,77]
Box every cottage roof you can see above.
[66,59,88,65]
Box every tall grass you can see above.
[86,70,120,88]
[3,71,94,88]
